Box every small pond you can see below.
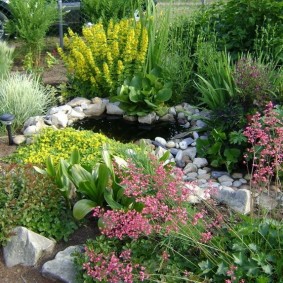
[73,115,187,143]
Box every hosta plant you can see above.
[111,67,172,116]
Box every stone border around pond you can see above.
[12,96,283,215]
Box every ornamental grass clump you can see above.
[58,19,148,98]
[0,41,14,79]
[0,73,54,131]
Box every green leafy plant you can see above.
[0,73,55,132]
[34,149,81,208]
[111,67,172,116]
[0,41,14,79]
[194,44,238,110]
[202,0,283,60]
[6,0,58,69]
[196,128,245,172]
[70,148,141,220]
[0,164,77,244]
[81,0,141,27]
[196,217,283,282]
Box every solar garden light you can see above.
[0,113,15,145]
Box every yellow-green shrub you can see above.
[14,128,111,165]
[11,127,145,167]
[58,19,148,98]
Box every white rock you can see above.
[155,137,167,146]
[13,135,26,145]
[159,113,175,122]
[23,125,40,136]
[197,179,208,185]
[106,102,124,115]
[23,116,45,128]
[183,147,197,160]
[168,107,176,116]
[69,109,85,120]
[177,112,185,119]
[166,141,176,148]
[221,181,233,187]
[49,105,72,115]
[197,173,211,180]
[192,131,199,139]
[51,112,68,128]
[3,227,55,267]
[183,163,198,174]
[239,178,247,184]
[257,194,278,210]
[198,169,207,175]
[179,141,188,150]
[138,112,158,124]
[84,98,106,116]
[67,97,91,107]
[214,187,251,214]
[183,122,191,128]
[232,172,243,179]
[218,175,234,183]
[185,172,198,180]
[233,180,242,187]
[42,246,83,283]
[196,120,206,128]
[193,157,208,168]
[187,184,210,204]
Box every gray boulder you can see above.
[42,245,83,283]
[3,226,56,267]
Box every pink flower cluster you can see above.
[94,208,152,239]
[95,158,190,239]
[83,248,148,283]
[243,102,283,190]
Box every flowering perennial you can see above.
[94,158,190,239]
[83,248,148,283]
[58,19,148,98]
[243,102,283,190]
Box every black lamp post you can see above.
[0,113,15,145]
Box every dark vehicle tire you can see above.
[0,10,8,40]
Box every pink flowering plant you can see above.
[94,155,190,239]
[243,102,283,194]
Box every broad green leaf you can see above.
[104,189,123,209]
[216,261,228,275]
[46,156,56,177]
[33,166,46,175]
[233,252,244,265]
[158,150,170,162]
[70,149,80,164]
[73,199,96,220]
[156,88,172,102]
[261,264,272,274]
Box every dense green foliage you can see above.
[0,164,77,244]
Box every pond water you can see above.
[73,115,187,143]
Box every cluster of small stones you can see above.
[5,96,282,282]
[13,96,282,214]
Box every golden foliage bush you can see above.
[58,19,148,98]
